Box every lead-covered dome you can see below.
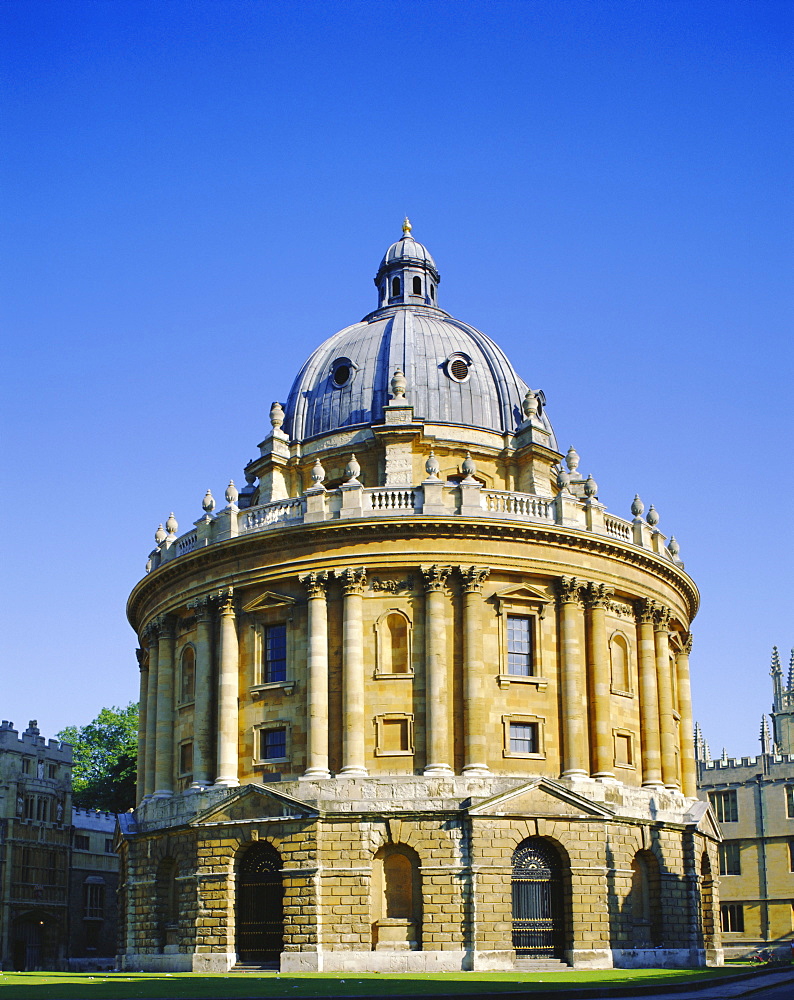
[283,224,557,447]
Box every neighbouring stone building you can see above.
[697,647,794,958]
[68,808,119,969]
[0,720,72,970]
[119,222,722,973]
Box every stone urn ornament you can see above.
[556,467,571,491]
[311,458,326,486]
[155,523,167,544]
[225,480,239,506]
[461,452,477,482]
[584,474,598,498]
[565,446,580,475]
[522,388,538,420]
[165,512,178,537]
[270,401,285,430]
[425,450,441,480]
[202,490,216,515]
[646,505,659,528]
[631,494,644,518]
[390,369,407,400]
[345,454,361,483]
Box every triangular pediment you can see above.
[468,777,614,820]
[190,783,318,827]
[492,584,551,608]
[242,591,298,613]
[684,799,722,841]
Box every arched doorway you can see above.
[512,838,565,958]
[236,842,283,964]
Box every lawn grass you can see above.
[0,965,760,1000]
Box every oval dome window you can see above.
[332,361,352,387]
[446,354,471,382]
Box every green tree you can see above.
[57,703,138,813]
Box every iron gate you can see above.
[511,839,565,957]
[236,843,284,962]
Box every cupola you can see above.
[374,218,441,309]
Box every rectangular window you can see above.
[105,839,115,854]
[507,615,532,676]
[709,790,739,823]
[786,786,794,819]
[720,903,744,933]
[789,841,794,873]
[719,841,741,875]
[21,758,31,774]
[264,624,287,683]
[261,727,287,760]
[84,883,104,919]
[509,722,538,755]
[74,834,90,851]
[48,764,57,779]
[179,741,193,776]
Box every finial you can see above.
[311,457,326,486]
[461,452,477,483]
[771,646,782,676]
[522,388,539,420]
[390,369,407,400]
[270,402,284,430]
[667,535,680,558]
[402,216,412,236]
[646,504,659,528]
[425,450,441,481]
[631,494,644,518]
[225,480,239,506]
[565,446,580,475]
[202,490,215,515]
[788,650,794,693]
[165,512,178,537]
[556,466,571,492]
[344,454,361,483]
[760,715,772,754]
[155,523,167,544]
[584,474,598,498]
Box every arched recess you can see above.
[236,842,284,964]
[375,610,412,676]
[371,843,422,951]
[609,632,632,694]
[511,838,567,958]
[700,851,717,954]
[10,910,61,971]
[155,857,179,952]
[630,850,662,948]
[180,645,195,704]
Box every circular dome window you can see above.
[331,359,353,387]
[446,353,471,383]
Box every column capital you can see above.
[681,630,694,654]
[187,594,214,622]
[215,586,236,616]
[583,581,614,609]
[653,604,672,632]
[335,567,367,596]
[459,566,490,594]
[155,613,176,638]
[634,597,658,625]
[421,564,452,593]
[300,570,329,599]
[135,648,147,670]
[556,576,583,607]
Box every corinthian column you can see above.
[152,615,175,799]
[676,632,697,797]
[557,578,587,777]
[214,588,239,787]
[584,582,615,780]
[336,567,368,777]
[461,566,490,775]
[300,571,330,779]
[422,565,453,776]
[191,596,213,788]
[654,605,679,789]
[143,623,159,801]
[135,648,148,805]
[635,599,663,787]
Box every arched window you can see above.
[375,611,411,675]
[372,844,421,951]
[630,850,661,947]
[700,851,717,954]
[430,284,435,301]
[391,277,401,297]
[180,646,195,703]
[412,276,422,295]
[610,633,631,694]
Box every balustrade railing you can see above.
[367,487,418,512]
[483,490,555,522]
[243,497,304,532]
[604,513,632,542]
[175,530,197,555]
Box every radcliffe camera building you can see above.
[119,223,722,972]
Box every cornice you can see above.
[128,515,699,630]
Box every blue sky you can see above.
[1,0,791,757]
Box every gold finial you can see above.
[402,216,412,236]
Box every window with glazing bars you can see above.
[709,790,738,823]
[264,625,287,683]
[507,615,532,676]
[718,841,741,875]
[509,723,538,755]
[720,903,744,932]
[261,727,287,760]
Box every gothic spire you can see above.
[788,649,794,694]
[760,715,772,755]
[771,646,783,711]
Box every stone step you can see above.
[231,961,279,972]
[514,957,569,971]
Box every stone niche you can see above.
[371,844,421,951]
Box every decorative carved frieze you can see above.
[420,565,451,593]
[583,581,614,609]
[556,576,583,606]
[300,570,329,599]
[335,567,367,596]
[370,576,414,594]
[607,600,634,618]
[459,566,490,594]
